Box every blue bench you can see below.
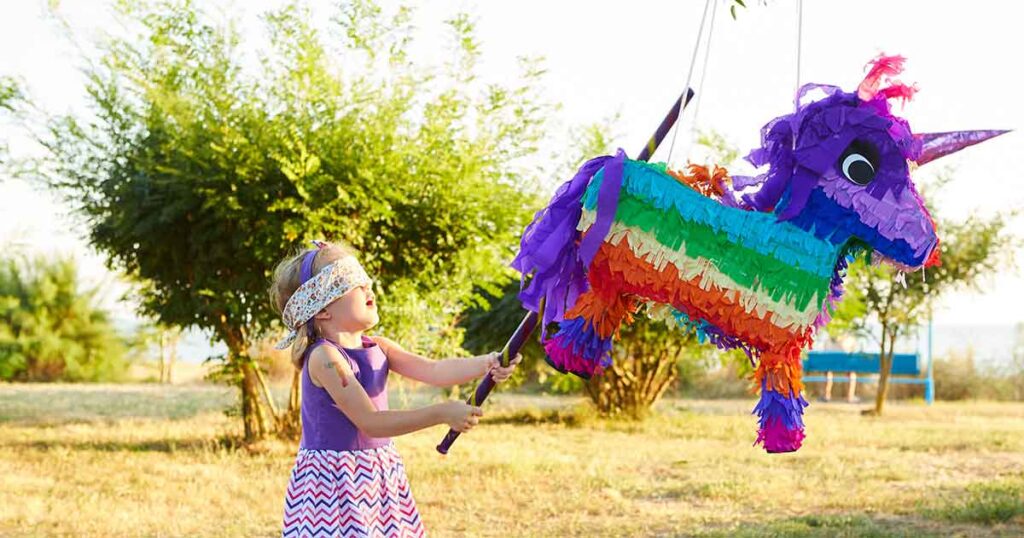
[803,350,934,404]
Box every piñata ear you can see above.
[740,118,796,212]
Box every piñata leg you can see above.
[544,288,637,379]
[753,344,809,453]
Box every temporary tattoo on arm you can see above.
[324,356,349,387]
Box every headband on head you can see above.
[275,247,372,350]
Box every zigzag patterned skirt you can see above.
[282,444,425,537]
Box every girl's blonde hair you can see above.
[269,242,354,368]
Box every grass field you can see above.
[1,383,1022,537]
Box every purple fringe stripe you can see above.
[753,385,809,453]
[543,318,614,378]
[812,253,850,330]
[510,151,626,333]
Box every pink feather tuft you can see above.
[858,54,908,101]
[877,82,918,106]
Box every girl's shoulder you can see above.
[368,335,404,356]
[307,341,355,383]
[305,338,334,360]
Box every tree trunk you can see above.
[158,328,179,384]
[584,341,678,419]
[873,326,897,416]
[239,358,269,441]
[279,369,303,441]
[222,324,274,443]
[253,360,281,419]
[158,330,167,384]
[165,329,178,384]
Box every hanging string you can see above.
[795,0,804,97]
[687,0,719,163]
[666,0,713,165]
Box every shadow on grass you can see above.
[698,512,1017,538]
[483,407,587,427]
[1,434,247,453]
[0,384,235,425]
[480,403,621,428]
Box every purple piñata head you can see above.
[736,55,1007,271]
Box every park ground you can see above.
[1,383,1023,537]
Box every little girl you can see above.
[270,241,520,537]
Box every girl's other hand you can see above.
[439,401,483,433]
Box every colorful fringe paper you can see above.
[512,55,1003,453]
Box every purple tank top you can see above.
[299,336,391,451]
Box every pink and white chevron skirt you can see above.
[281,444,425,537]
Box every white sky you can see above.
[1,0,1021,358]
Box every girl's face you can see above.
[315,284,378,333]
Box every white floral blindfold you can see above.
[275,253,372,350]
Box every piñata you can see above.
[512,55,1007,453]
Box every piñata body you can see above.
[546,159,831,453]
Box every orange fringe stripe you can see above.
[585,239,810,396]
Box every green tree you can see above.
[0,252,128,382]
[0,78,17,109]
[1,76,23,164]
[39,1,550,440]
[833,176,1014,415]
[1012,322,1024,400]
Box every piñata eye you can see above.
[838,140,878,185]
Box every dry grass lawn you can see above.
[1,384,1022,537]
